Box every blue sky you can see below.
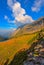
[0,0,44,30]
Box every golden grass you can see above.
[0,33,36,65]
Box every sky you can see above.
[0,0,44,30]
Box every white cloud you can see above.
[4,15,8,20]
[4,15,12,23]
[10,27,16,31]
[31,0,44,12]
[6,0,34,27]
[12,2,34,23]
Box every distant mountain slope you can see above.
[0,36,4,41]
[0,17,44,40]
[14,17,44,37]
[0,29,15,41]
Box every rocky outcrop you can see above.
[23,31,44,65]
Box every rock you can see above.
[23,31,44,65]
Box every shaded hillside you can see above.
[0,36,8,42]
[23,30,44,65]
[0,36,4,41]
[0,29,15,39]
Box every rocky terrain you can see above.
[23,31,44,65]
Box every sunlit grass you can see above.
[0,33,37,65]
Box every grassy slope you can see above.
[0,33,37,65]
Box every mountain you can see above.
[4,29,44,65]
[0,17,44,65]
[14,17,44,37]
[0,29,15,41]
[0,17,44,40]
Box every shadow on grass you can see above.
[4,49,27,65]
[4,59,9,65]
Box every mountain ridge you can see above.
[13,17,44,37]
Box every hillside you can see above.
[4,29,44,65]
[23,30,44,65]
[13,17,44,37]
[0,32,37,65]
[0,17,44,65]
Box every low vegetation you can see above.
[0,28,44,65]
[0,32,37,65]
[4,29,44,65]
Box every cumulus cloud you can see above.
[31,0,44,12]
[6,0,34,27]
[7,0,16,8]
[12,2,34,23]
